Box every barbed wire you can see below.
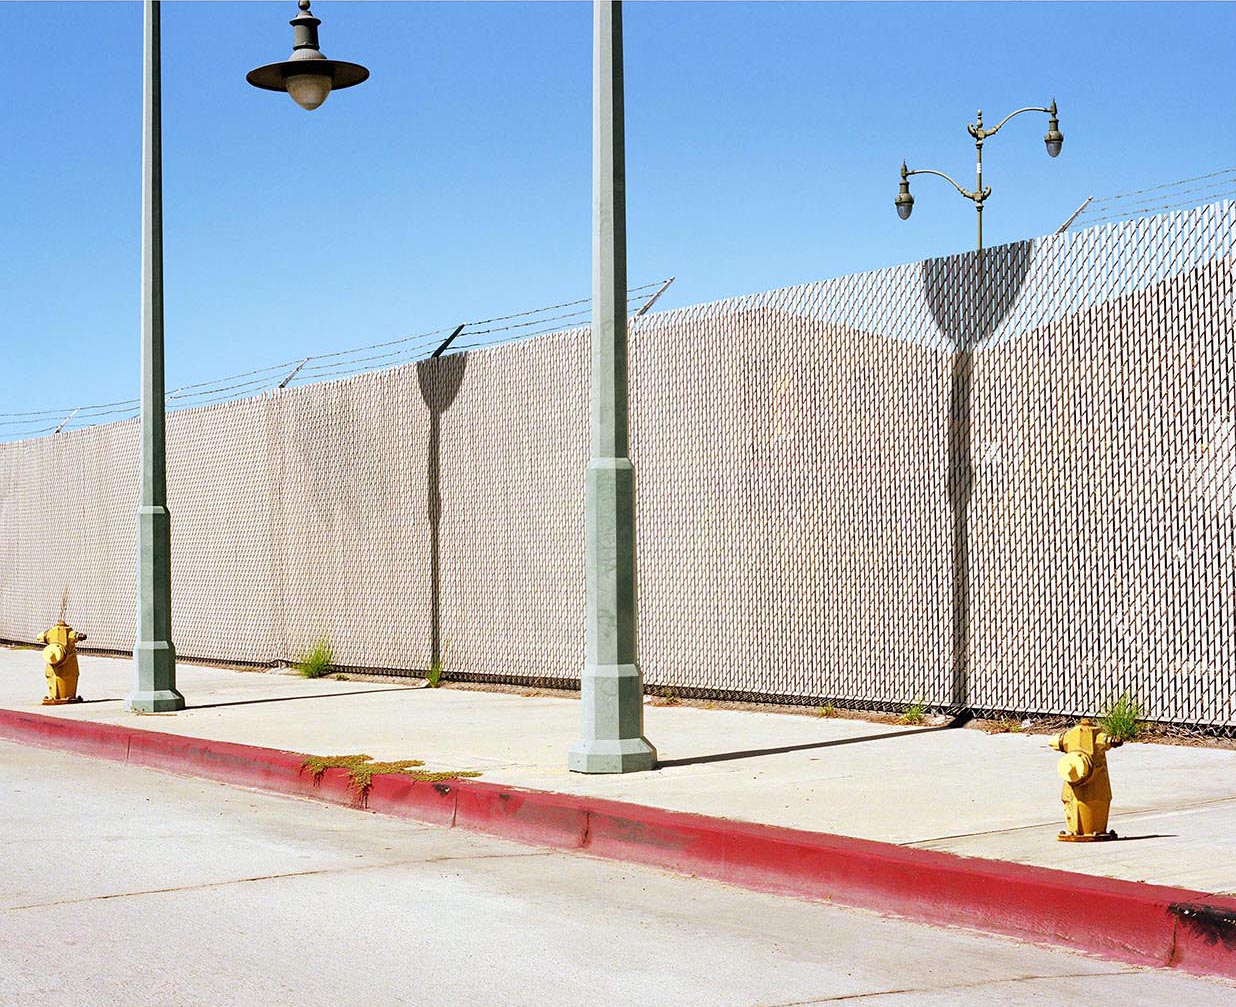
[0,279,675,440]
[1066,168,1235,229]
[1080,191,1236,226]
[1088,167,1235,203]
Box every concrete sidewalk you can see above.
[3,646,1234,895]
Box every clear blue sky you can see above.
[2,1,1233,428]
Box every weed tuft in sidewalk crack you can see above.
[899,700,926,725]
[1099,693,1143,742]
[296,637,333,679]
[649,687,681,706]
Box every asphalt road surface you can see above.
[1,741,1230,1007]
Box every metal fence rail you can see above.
[1,203,1232,726]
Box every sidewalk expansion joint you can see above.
[757,967,1147,1005]
[3,851,554,912]
[902,819,1064,846]
[907,794,1236,846]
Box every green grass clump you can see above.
[899,700,926,725]
[296,637,333,679]
[301,753,481,797]
[425,658,446,688]
[1099,693,1142,741]
[816,704,838,718]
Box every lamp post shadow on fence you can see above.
[922,240,1033,713]
[416,353,468,672]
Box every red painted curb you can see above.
[2,707,1232,979]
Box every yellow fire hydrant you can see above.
[37,621,87,705]
[1049,718,1121,841]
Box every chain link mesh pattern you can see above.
[1,204,1232,725]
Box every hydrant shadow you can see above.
[1109,833,1178,842]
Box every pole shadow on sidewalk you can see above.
[656,724,946,768]
[186,686,412,710]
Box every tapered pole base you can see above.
[126,641,185,712]
[568,662,657,773]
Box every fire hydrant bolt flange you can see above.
[1048,718,1122,842]
[37,620,87,706]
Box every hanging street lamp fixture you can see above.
[896,100,1063,252]
[247,0,370,111]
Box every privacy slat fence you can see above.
[2,203,1233,725]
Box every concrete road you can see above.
[1,742,1230,1007]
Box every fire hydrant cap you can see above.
[43,643,66,667]
[1057,751,1093,784]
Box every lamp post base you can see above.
[568,662,657,773]
[128,640,184,712]
[125,689,186,713]
[568,736,657,774]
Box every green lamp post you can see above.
[127,1,371,714]
[127,0,183,713]
[568,1,657,773]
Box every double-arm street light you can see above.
[891,100,1064,718]
[895,101,1064,251]
[127,0,369,712]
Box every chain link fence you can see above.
[1,203,1232,727]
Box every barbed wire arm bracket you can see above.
[53,408,80,435]
[1055,196,1094,234]
[278,358,311,389]
[431,324,466,359]
[634,276,675,316]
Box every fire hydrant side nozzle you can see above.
[38,620,86,706]
[1050,718,1121,842]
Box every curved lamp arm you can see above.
[969,100,1057,140]
[905,165,988,203]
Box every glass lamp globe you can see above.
[285,73,333,111]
